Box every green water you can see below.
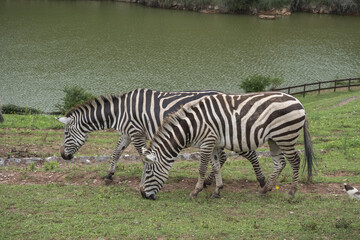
[0,0,359,112]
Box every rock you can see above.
[180,153,192,160]
[9,158,22,164]
[45,155,58,162]
[123,155,138,161]
[96,156,110,162]
[24,157,42,164]
[0,158,5,166]
[258,15,275,20]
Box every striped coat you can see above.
[140,92,315,200]
[58,88,232,184]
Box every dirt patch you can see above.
[0,167,347,196]
[329,95,360,109]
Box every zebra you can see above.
[57,88,265,186]
[140,92,315,200]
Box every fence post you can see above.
[288,87,290,94]
[303,84,306,97]
[334,80,337,92]
[318,82,321,94]
[348,79,351,91]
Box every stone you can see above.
[180,153,192,160]
[9,158,22,164]
[45,156,58,162]
[0,158,5,166]
[96,156,110,162]
[258,15,275,20]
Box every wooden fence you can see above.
[274,78,360,97]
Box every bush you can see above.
[2,104,42,115]
[240,74,284,93]
[44,161,59,171]
[56,86,94,115]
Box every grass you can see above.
[1,89,360,239]
[1,184,360,239]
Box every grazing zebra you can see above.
[57,88,265,186]
[140,92,315,200]
[57,88,220,181]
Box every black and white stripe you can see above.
[59,88,265,185]
[58,89,219,175]
[140,92,315,199]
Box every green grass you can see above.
[1,89,360,239]
[1,184,359,239]
[0,114,64,129]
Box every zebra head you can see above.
[139,147,171,200]
[57,117,88,160]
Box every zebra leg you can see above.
[131,135,147,156]
[261,140,286,194]
[283,150,301,198]
[190,145,215,199]
[104,135,131,184]
[203,149,226,188]
[240,151,266,188]
[210,148,224,198]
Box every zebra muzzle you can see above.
[60,146,73,160]
[139,187,157,200]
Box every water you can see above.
[1,0,359,112]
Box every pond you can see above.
[0,0,359,112]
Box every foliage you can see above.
[0,114,64,129]
[140,0,360,13]
[255,0,293,9]
[56,86,94,115]
[44,161,59,171]
[2,104,41,115]
[29,163,36,171]
[240,74,284,93]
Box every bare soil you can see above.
[0,159,347,196]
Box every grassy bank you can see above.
[1,90,360,239]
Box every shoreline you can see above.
[115,0,360,17]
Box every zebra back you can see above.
[65,88,220,136]
[149,92,307,156]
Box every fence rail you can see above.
[274,78,360,97]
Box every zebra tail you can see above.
[303,117,316,182]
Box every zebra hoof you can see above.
[104,177,113,185]
[258,188,268,196]
[210,193,220,199]
[259,178,266,188]
[189,191,199,200]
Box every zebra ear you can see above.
[142,147,156,163]
[57,117,70,125]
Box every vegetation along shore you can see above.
[116,0,360,16]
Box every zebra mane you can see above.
[65,94,120,117]
[149,104,191,149]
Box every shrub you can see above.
[44,161,59,171]
[0,100,3,122]
[2,104,41,115]
[56,86,94,115]
[240,74,284,93]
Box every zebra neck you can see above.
[78,95,123,132]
